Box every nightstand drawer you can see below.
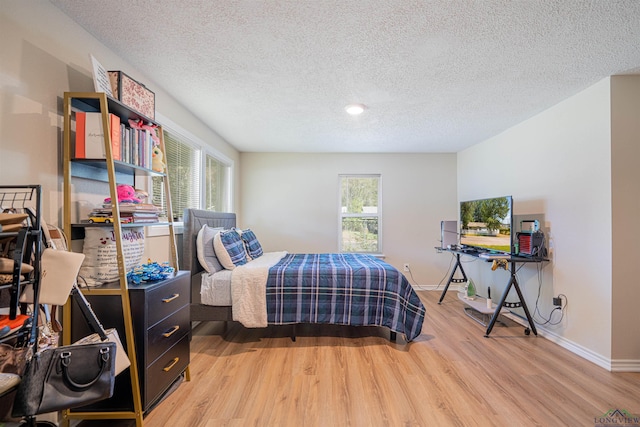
[147,274,189,326]
[145,335,190,408]
[147,305,190,365]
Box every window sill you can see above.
[145,222,183,237]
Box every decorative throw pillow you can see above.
[213,229,247,270]
[240,229,263,259]
[196,225,224,273]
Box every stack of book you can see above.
[92,203,161,224]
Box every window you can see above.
[154,130,200,220]
[339,174,381,253]
[152,125,232,221]
[204,153,230,212]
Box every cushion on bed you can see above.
[214,228,248,269]
[240,229,263,259]
[196,225,225,273]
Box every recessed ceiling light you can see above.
[345,103,366,115]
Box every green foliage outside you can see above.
[341,176,379,252]
[205,155,220,211]
[342,217,378,252]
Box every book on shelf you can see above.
[75,112,120,159]
[98,203,161,213]
[75,112,158,169]
[89,208,160,224]
[120,211,159,219]
[126,217,160,224]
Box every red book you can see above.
[75,112,121,159]
[75,111,87,158]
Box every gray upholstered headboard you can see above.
[182,209,236,305]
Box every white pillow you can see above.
[196,225,224,273]
[213,229,249,270]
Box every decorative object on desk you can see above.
[126,259,175,285]
[12,342,116,417]
[108,71,155,119]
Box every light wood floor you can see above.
[86,290,640,426]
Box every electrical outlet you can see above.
[553,297,562,307]
[403,263,410,272]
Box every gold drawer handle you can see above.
[163,357,179,372]
[163,325,180,338]
[162,293,179,303]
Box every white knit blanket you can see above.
[231,251,287,328]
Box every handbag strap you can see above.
[60,345,111,389]
[70,284,108,341]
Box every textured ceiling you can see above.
[49,0,640,153]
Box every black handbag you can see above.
[11,341,116,417]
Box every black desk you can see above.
[437,247,546,337]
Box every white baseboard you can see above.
[610,359,640,372]
[424,290,640,372]
[502,312,640,372]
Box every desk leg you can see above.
[438,253,467,304]
[485,262,538,337]
[485,276,512,337]
[511,272,537,336]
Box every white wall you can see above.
[240,153,458,285]
[0,1,240,261]
[458,78,615,364]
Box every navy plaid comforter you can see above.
[265,253,425,341]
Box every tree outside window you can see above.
[339,175,381,253]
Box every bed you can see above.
[182,209,425,341]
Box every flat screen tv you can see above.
[459,195,513,254]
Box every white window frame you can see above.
[144,112,234,235]
[338,174,382,254]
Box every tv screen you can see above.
[459,196,513,253]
